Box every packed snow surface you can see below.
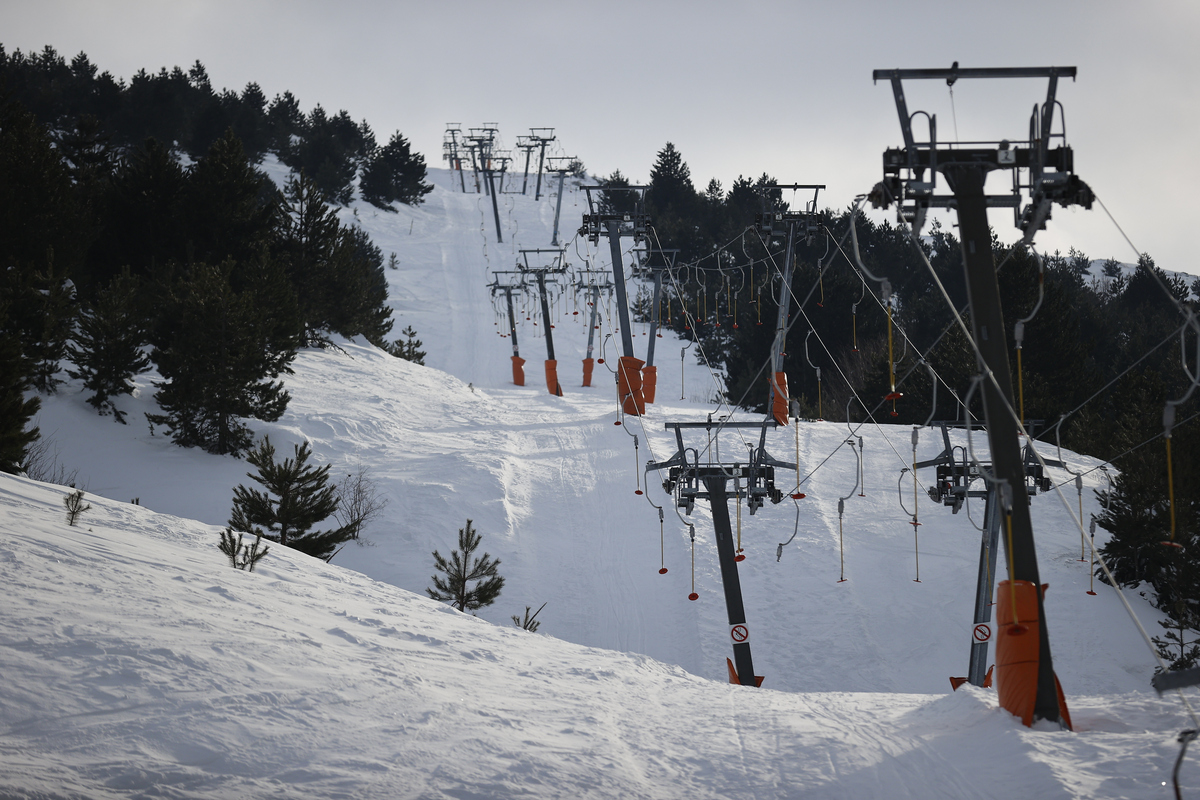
[6,164,1198,798]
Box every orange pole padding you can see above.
[726,657,764,687]
[582,358,595,387]
[511,355,526,386]
[642,365,658,405]
[995,580,1072,730]
[949,667,992,692]
[771,371,790,427]
[544,359,563,397]
[617,356,647,416]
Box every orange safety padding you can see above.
[545,360,563,396]
[511,355,526,386]
[617,356,646,417]
[642,366,658,404]
[995,580,1072,729]
[726,657,765,687]
[949,665,993,692]
[582,358,595,387]
[771,371,790,426]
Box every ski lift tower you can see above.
[493,149,513,194]
[754,184,825,425]
[573,265,614,387]
[579,184,651,416]
[869,64,1093,729]
[645,417,796,687]
[489,270,530,386]
[631,246,679,404]
[527,128,556,200]
[546,156,579,246]
[515,135,538,195]
[518,248,570,396]
[443,123,466,193]
[468,126,504,243]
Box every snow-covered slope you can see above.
[0,471,1189,799]
[7,163,1198,797]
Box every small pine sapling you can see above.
[63,489,90,526]
[512,602,546,633]
[218,527,270,572]
[385,325,426,365]
[1153,596,1200,672]
[427,519,504,613]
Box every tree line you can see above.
[611,142,1199,670]
[0,46,432,466]
[0,44,431,209]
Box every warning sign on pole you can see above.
[973,623,991,643]
[730,624,750,644]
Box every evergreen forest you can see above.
[0,45,431,463]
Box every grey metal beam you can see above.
[968,485,1002,685]
[607,219,636,359]
[703,475,758,686]
[873,66,1076,82]
[948,163,1062,726]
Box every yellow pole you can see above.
[1166,437,1177,543]
[1017,347,1025,429]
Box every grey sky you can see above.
[4,0,1195,272]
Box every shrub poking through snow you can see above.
[63,489,90,526]
[218,527,270,572]
[511,602,546,633]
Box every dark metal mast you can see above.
[870,65,1092,728]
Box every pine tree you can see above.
[182,128,279,268]
[2,253,78,395]
[275,174,393,345]
[427,520,505,613]
[91,137,188,285]
[67,268,150,422]
[647,141,694,213]
[147,259,298,455]
[229,436,352,561]
[385,325,426,364]
[279,105,366,205]
[360,131,433,210]
[329,225,393,344]
[276,172,342,346]
[0,298,40,474]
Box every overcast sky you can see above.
[4,0,1196,272]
